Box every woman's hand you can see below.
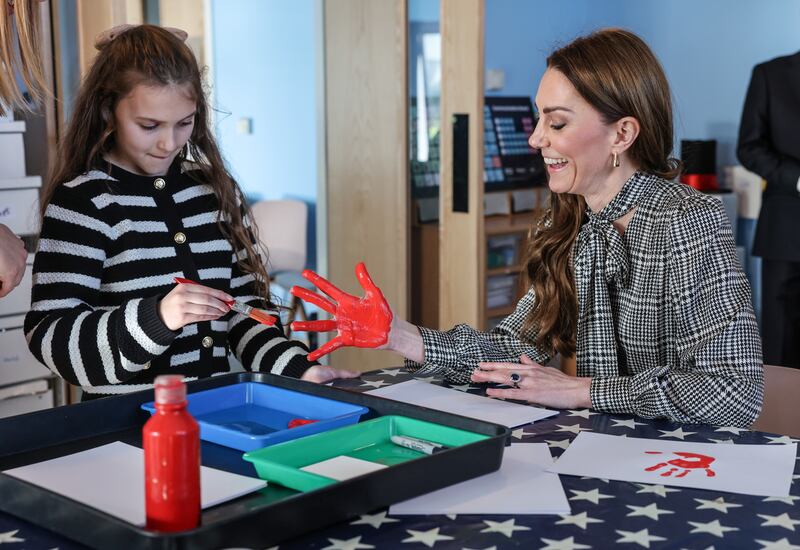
[158,281,233,331]
[0,223,26,298]
[300,365,361,383]
[470,354,593,409]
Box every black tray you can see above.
[0,373,509,549]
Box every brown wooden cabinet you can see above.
[411,188,548,331]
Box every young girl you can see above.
[24,24,357,398]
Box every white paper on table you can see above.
[367,379,557,428]
[549,432,797,497]
[300,455,388,481]
[390,443,571,515]
[4,441,267,526]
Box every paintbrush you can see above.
[173,277,277,326]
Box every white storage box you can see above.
[0,254,33,317]
[0,315,51,387]
[0,121,27,179]
[0,176,41,235]
[0,382,53,419]
[0,175,41,190]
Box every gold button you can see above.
[174,232,186,244]
[202,336,213,348]
[153,178,166,190]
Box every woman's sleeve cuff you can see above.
[590,376,635,414]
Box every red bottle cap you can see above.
[154,375,186,405]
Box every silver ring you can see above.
[509,372,521,389]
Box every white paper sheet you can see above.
[367,379,557,428]
[390,443,570,515]
[549,432,797,497]
[4,441,267,526]
[300,455,388,481]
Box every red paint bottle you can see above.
[143,375,201,531]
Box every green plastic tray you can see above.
[243,415,489,492]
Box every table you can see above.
[1,369,798,549]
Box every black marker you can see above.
[390,435,449,455]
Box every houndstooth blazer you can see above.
[407,172,764,428]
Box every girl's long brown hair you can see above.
[41,24,271,301]
[0,0,48,114]
[522,28,681,357]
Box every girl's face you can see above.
[528,68,618,201]
[110,83,196,176]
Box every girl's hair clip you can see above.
[94,24,189,50]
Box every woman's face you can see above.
[110,83,196,176]
[529,68,618,199]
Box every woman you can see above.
[292,29,764,428]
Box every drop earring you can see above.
[612,152,620,168]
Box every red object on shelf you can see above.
[287,418,318,429]
[143,375,201,532]
[681,173,718,192]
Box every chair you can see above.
[750,364,800,437]
[249,200,312,339]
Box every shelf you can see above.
[487,265,522,276]
[484,211,538,236]
[486,305,516,318]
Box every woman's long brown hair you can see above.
[0,0,48,114]
[41,24,271,302]
[522,28,681,357]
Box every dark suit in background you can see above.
[738,51,800,368]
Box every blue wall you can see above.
[210,0,319,268]
[485,0,800,167]
[409,0,439,23]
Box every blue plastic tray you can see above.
[141,381,368,452]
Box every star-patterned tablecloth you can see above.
[1,368,798,550]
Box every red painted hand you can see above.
[290,262,393,361]
[644,451,716,478]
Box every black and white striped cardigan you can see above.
[24,161,314,397]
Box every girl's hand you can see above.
[470,354,593,409]
[300,365,361,383]
[158,281,233,331]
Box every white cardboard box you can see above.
[0,254,33,317]
[0,186,41,235]
[0,120,23,132]
[0,387,53,419]
[0,315,52,387]
[0,122,27,179]
[0,175,42,190]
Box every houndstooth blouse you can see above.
[407,171,764,427]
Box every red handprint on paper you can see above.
[290,262,392,361]
[644,451,716,478]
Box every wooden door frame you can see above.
[322,0,409,371]
[438,0,484,328]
